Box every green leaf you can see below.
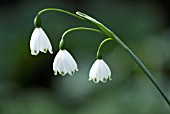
[76,11,113,37]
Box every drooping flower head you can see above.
[89,59,112,83]
[30,27,53,55]
[53,49,78,76]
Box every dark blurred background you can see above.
[0,0,170,113]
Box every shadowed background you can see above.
[0,0,170,113]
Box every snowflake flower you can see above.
[89,59,112,83]
[53,49,78,76]
[30,27,53,55]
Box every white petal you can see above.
[39,28,53,53]
[100,61,109,82]
[65,50,78,75]
[102,60,111,78]
[95,60,103,82]
[63,52,74,75]
[101,60,109,77]
[61,50,71,75]
[57,50,68,76]
[89,60,98,77]
[53,50,62,75]
[30,28,40,55]
[64,50,78,71]
[89,60,100,82]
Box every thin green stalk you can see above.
[61,27,103,40]
[97,38,113,59]
[59,27,103,50]
[37,8,85,20]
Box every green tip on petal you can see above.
[54,70,57,75]
[43,48,47,53]
[71,71,74,75]
[103,78,106,82]
[61,71,65,75]
[109,75,112,80]
[34,50,37,54]
[94,78,97,83]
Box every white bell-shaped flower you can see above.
[53,49,78,76]
[30,27,53,55]
[89,59,112,83]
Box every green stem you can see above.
[97,38,113,59]
[37,8,85,20]
[60,27,103,50]
[61,27,103,40]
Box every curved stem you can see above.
[61,27,103,40]
[59,27,103,50]
[97,38,113,59]
[37,8,85,20]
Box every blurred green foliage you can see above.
[0,0,170,114]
